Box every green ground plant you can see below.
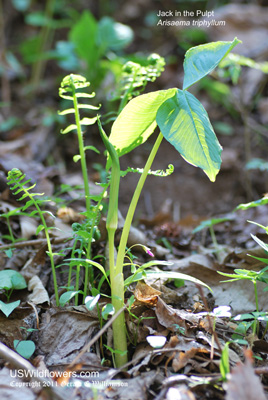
[6,169,60,305]
[218,233,268,337]
[0,269,27,317]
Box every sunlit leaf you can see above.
[85,294,100,310]
[157,89,222,181]
[183,38,241,89]
[108,88,176,165]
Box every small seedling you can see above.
[0,269,27,317]
[58,74,107,300]
[218,267,268,335]
[233,312,268,344]
[113,54,166,114]
[14,339,35,359]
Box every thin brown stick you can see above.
[0,237,72,251]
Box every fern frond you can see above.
[6,168,59,305]
[112,54,165,109]
[7,169,47,212]
[120,164,174,178]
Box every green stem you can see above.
[71,77,92,297]
[115,132,163,276]
[68,238,78,289]
[35,202,59,306]
[75,264,80,306]
[6,218,15,243]
[112,132,163,368]
[254,280,259,312]
[209,226,218,248]
[83,185,108,301]
[71,79,91,217]
[253,280,259,336]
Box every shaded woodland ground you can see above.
[1,1,268,399]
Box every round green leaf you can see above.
[0,270,27,291]
[14,340,35,359]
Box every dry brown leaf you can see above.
[37,306,99,366]
[226,358,266,400]
[20,216,38,239]
[134,281,161,306]
[155,297,200,335]
[57,206,85,223]
[28,275,50,304]
[172,348,205,372]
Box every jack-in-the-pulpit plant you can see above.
[100,38,241,367]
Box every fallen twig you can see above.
[0,236,72,250]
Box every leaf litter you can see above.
[1,151,268,399]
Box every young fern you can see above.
[6,168,59,306]
[112,54,165,114]
[59,74,102,298]
[59,74,100,220]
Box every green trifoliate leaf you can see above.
[156,89,222,182]
[108,88,176,164]
[183,37,241,90]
